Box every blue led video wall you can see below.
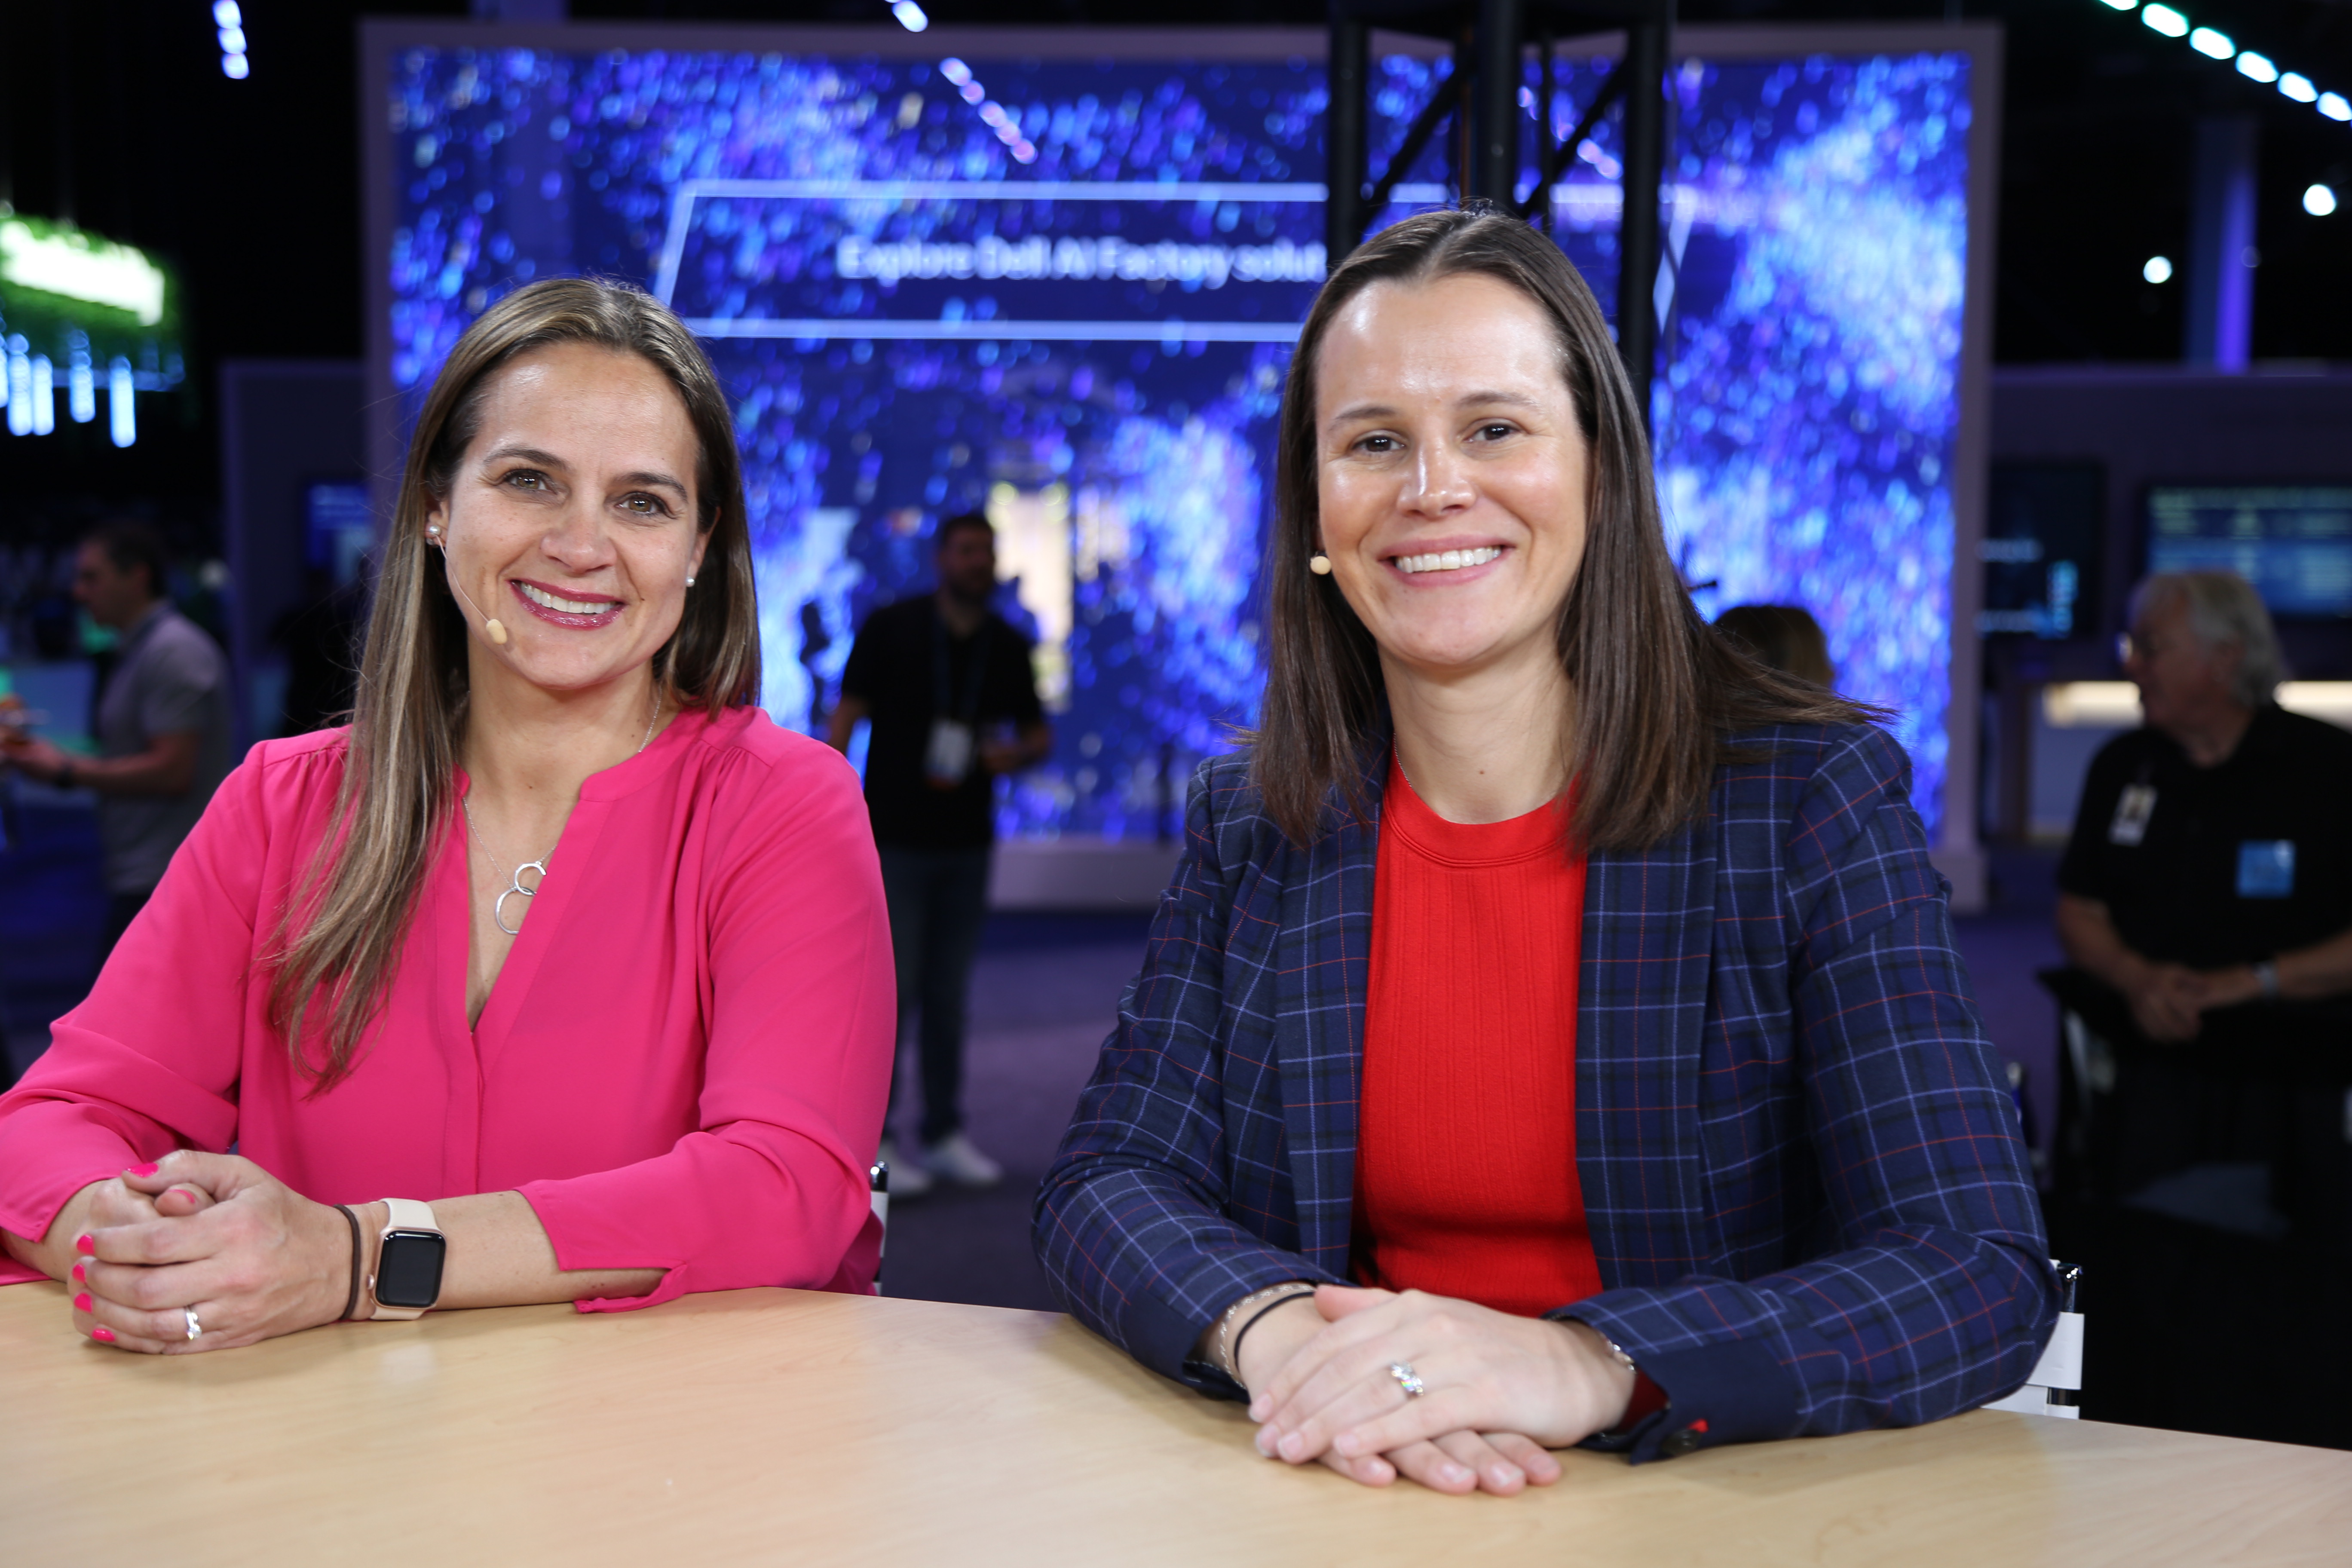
[383,39,1972,837]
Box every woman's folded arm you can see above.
[1566,731,2055,1456]
[0,749,272,1278]
[1035,773,1342,1388]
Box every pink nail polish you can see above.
[74,1234,95,1256]
[70,1263,84,1284]
[92,1326,116,1343]
[171,1189,199,1205]
[127,1161,159,1177]
[73,1292,93,1313]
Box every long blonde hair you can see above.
[267,279,759,1088]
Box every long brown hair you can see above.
[1253,208,1880,851]
[268,278,760,1087]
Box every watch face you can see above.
[377,1229,447,1310]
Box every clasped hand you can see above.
[68,1151,352,1354]
[2128,960,2273,1042]
[1239,1285,1633,1496]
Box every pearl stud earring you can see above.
[1309,553,1332,576]
[685,575,696,587]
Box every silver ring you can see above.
[183,1306,202,1341]
[1387,1361,1424,1399]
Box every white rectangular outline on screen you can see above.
[674,320,1308,343]
[649,178,1327,343]
[649,179,1670,342]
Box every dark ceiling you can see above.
[1,0,2347,525]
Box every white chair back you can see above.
[1983,1261,2083,1418]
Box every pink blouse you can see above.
[0,705,894,1309]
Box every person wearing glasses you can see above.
[1034,208,2053,1493]
[2060,572,2352,1037]
[0,279,894,1349]
[2055,571,2352,1243]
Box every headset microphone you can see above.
[456,581,511,646]
[429,524,509,645]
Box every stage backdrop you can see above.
[364,22,1997,858]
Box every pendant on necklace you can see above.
[494,858,549,937]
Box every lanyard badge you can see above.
[924,719,977,787]
[925,607,992,789]
[2109,784,2156,846]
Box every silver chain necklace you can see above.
[463,691,662,937]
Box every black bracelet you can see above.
[1228,1289,1318,1387]
[334,1204,364,1321]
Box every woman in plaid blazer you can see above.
[1032,209,2054,1491]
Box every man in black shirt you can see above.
[2056,571,2352,1243]
[2058,573,2352,1033]
[830,513,1051,1194]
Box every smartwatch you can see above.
[367,1198,447,1320]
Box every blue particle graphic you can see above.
[382,44,1969,838]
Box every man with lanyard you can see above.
[831,512,1051,1196]
[1,521,233,963]
[2056,570,2352,1239]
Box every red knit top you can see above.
[1351,757,1604,1317]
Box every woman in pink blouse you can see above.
[0,279,895,1351]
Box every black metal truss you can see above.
[1323,0,1673,423]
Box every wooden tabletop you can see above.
[3,1280,2346,1566]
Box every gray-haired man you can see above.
[2058,570,2352,1032]
[2055,569,2352,1246]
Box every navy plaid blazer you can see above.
[1032,723,2055,1463]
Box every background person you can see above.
[829,512,1051,1195]
[1713,603,1836,689]
[1035,209,2052,1494]
[2054,570,2352,1237]
[0,522,232,961]
[2058,571,2352,1034]
[0,278,894,1351]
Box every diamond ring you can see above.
[183,1306,202,1341]
[1387,1361,1424,1399]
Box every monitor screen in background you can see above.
[2146,486,2352,621]
[379,38,1976,838]
[1981,462,2104,640]
[305,481,376,589]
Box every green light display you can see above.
[0,208,185,447]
